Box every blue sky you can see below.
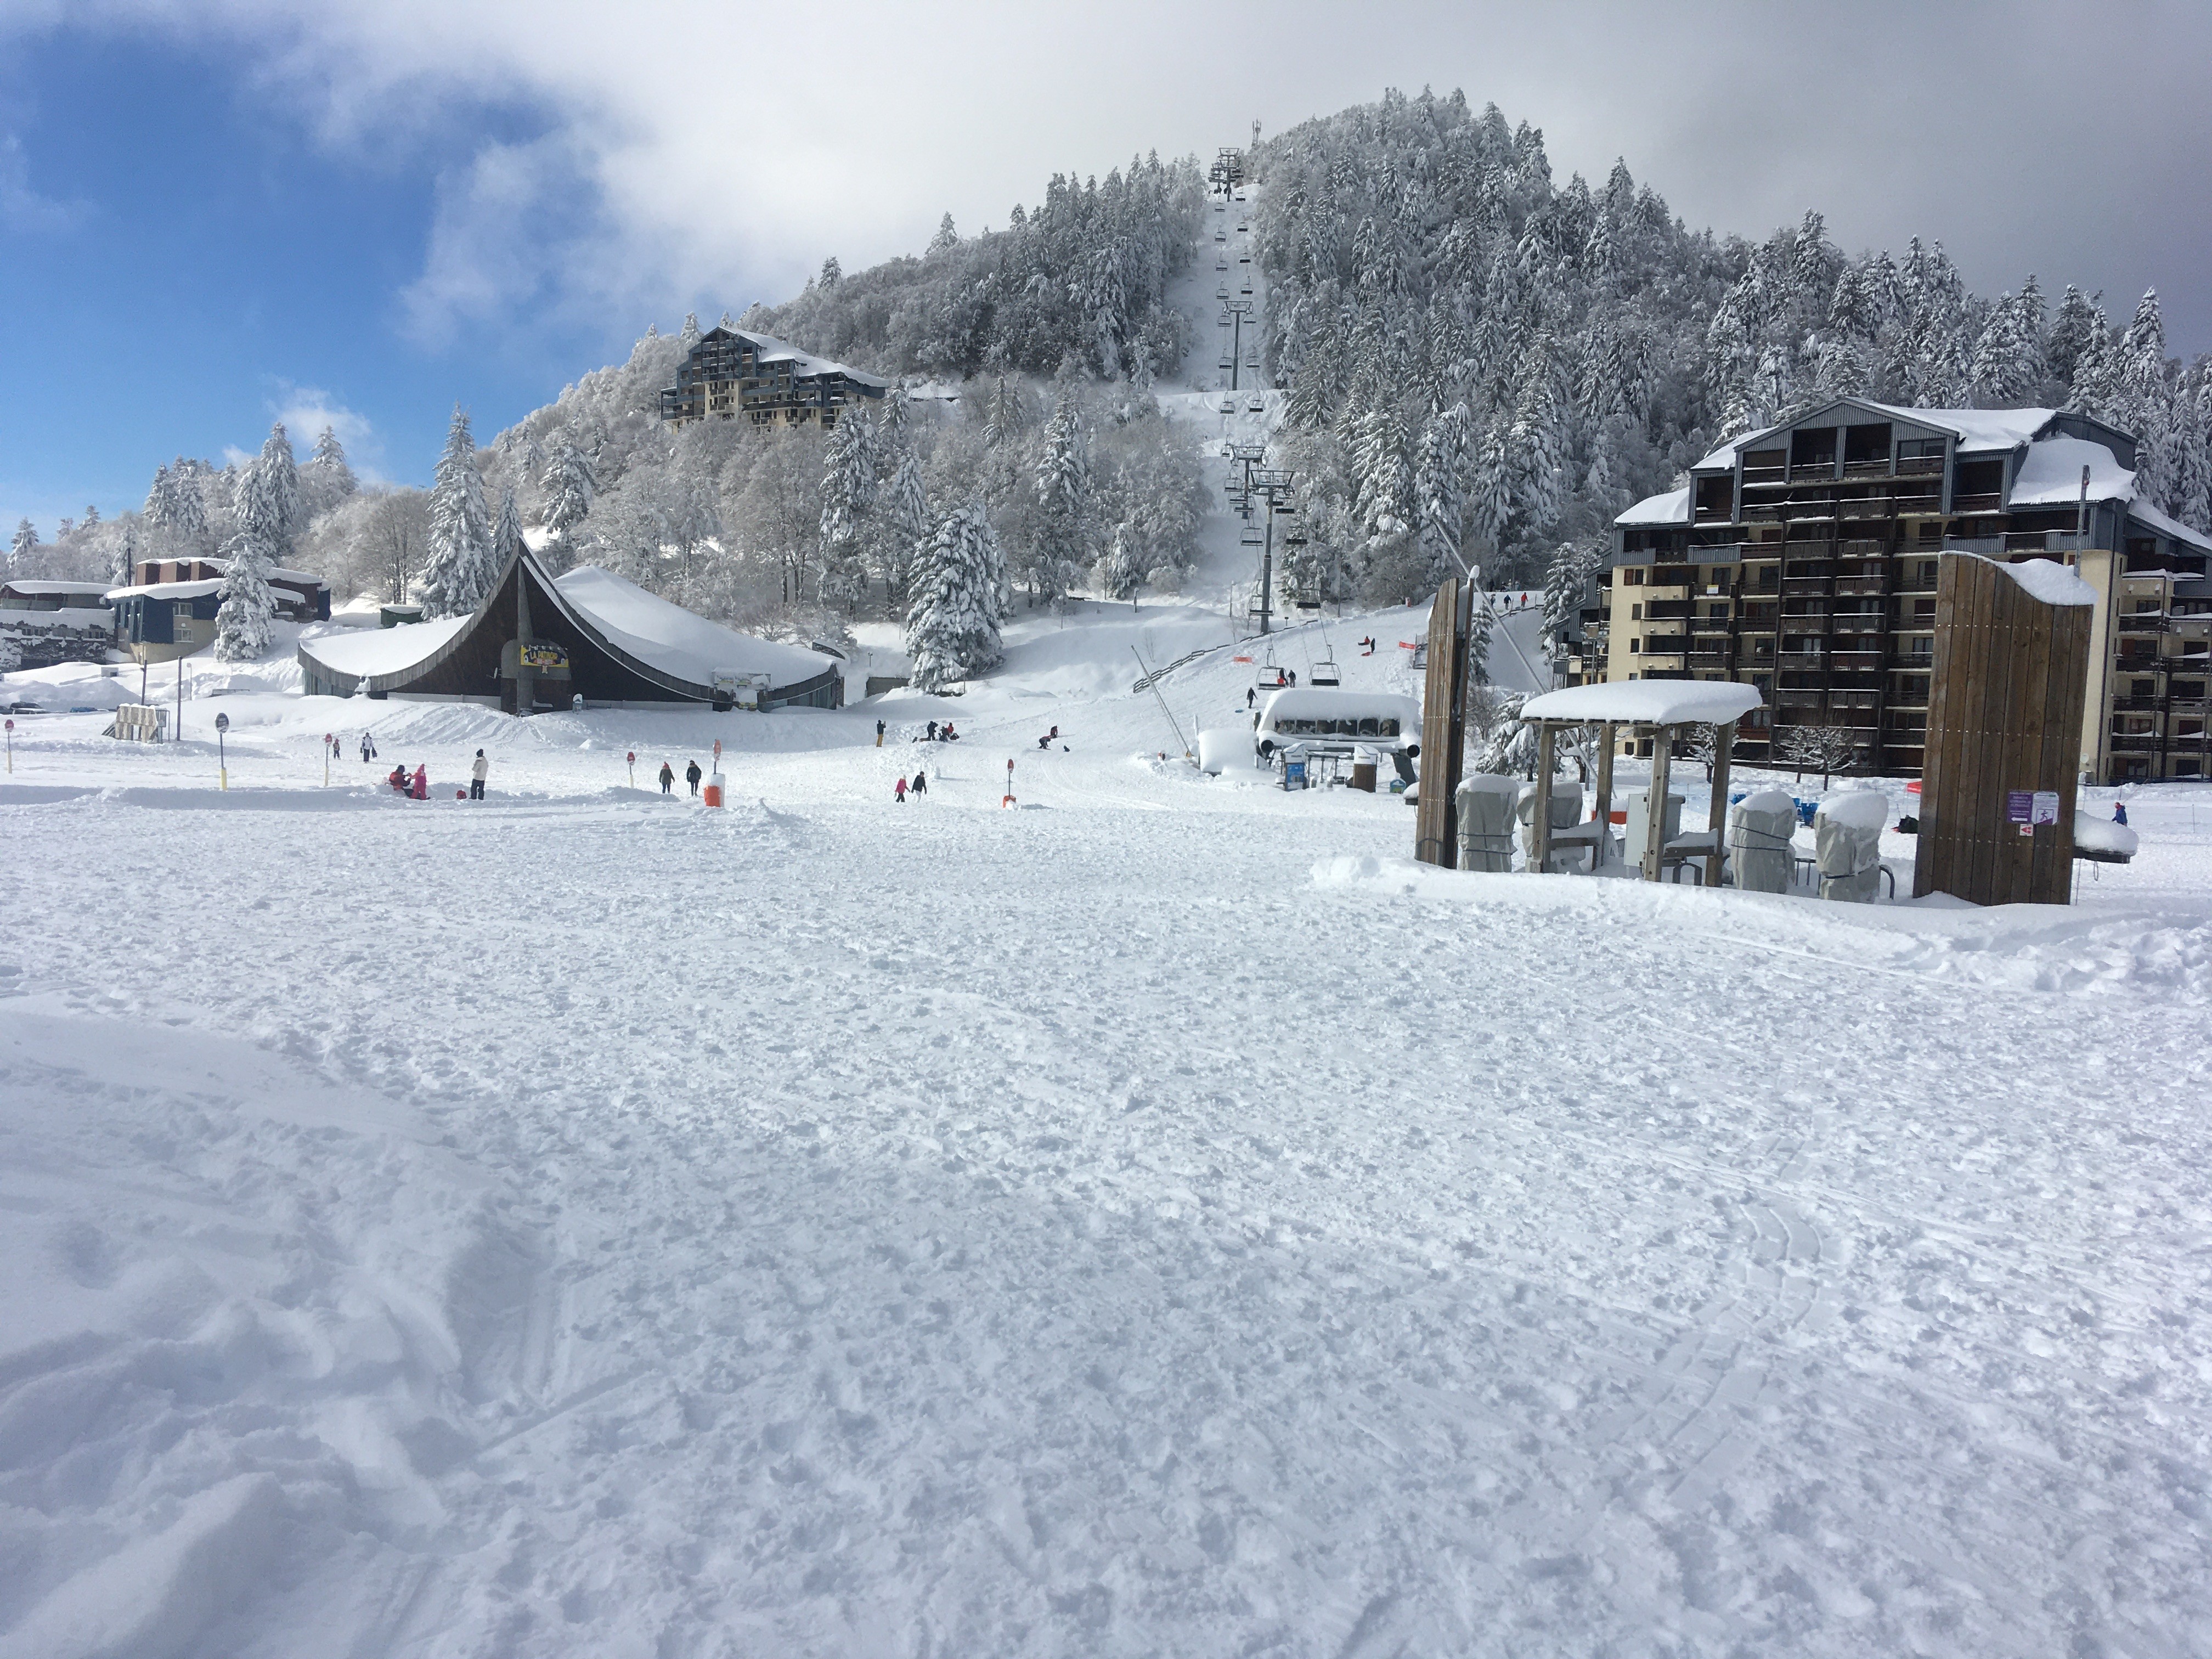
[7,1,2212,538]
[0,28,644,529]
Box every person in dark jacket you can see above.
[911,769,927,795]
[685,759,703,796]
[926,720,938,742]
[2114,802,2129,826]
[658,761,674,794]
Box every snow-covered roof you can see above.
[1618,487,1690,527]
[699,327,890,391]
[1692,401,2061,471]
[1519,679,1763,726]
[298,614,473,679]
[2,580,113,599]
[2008,436,2132,507]
[1256,688,1423,726]
[1979,555,2097,608]
[2125,498,2212,555]
[105,578,227,600]
[552,566,829,685]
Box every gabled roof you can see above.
[1693,398,2063,471]
[1617,486,1690,526]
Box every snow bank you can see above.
[1519,678,1762,726]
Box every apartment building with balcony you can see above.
[1601,398,2212,782]
[659,326,889,431]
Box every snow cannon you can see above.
[703,772,725,808]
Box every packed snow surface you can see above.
[1519,679,1764,726]
[3,600,2210,1658]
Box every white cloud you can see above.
[268,383,387,484]
[0,131,84,231]
[25,1,2212,349]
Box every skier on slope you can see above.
[470,749,489,800]
[685,759,702,797]
[658,761,674,794]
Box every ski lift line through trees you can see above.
[1220,300,1254,392]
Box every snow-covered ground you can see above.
[3,600,2211,1659]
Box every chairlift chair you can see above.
[1246,396,1265,413]
[1254,664,1289,690]
[1217,398,1235,414]
[1216,285,1230,300]
[1309,658,1342,686]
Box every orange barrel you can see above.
[703,772,725,808]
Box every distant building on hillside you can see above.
[106,557,331,664]
[1596,399,2212,784]
[658,326,889,431]
[0,579,115,669]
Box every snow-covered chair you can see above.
[1454,772,1519,872]
[1814,791,1888,902]
[1728,788,1799,894]
[1516,780,1587,872]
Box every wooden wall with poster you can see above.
[1413,579,1471,867]
[1914,554,2092,905]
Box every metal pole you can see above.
[1593,722,1616,868]
[1259,495,1274,636]
[1643,731,1673,882]
[1532,724,1556,873]
[1131,647,1193,759]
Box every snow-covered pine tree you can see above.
[1099,523,1146,608]
[114,522,137,589]
[419,407,494,618]
[928,213,958,256]
[1412,402,1470,588]
[1467,420,1515,557]
[905,502,1004,691]
[7,518,34,575]
[2046,285,2102,391]
[1350,383,1414,564]
[146,455,209,550]
[817,408,878,610]
[1031,388,1092,606]
[307,426,357,500]
[540,438,596,540]
[257,423,301,561]
[215,449,281,662]
[1465,582,1494,685]
[1541,535,1604,663]
[492,487,525,574]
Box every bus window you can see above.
[1380,718,1399,736]
[1357,716,1379,737]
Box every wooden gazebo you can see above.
[1516,681,1765,884]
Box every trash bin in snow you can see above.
[703,771,726,808]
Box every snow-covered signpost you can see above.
[627,750,636,788]
[1003,757,1015,809]
[215,710,229,791]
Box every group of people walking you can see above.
[894,769,928,802]
[658,758,704,795]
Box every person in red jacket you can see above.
[894,776,909,802]
[409,764,428,800]
[387,764,408,793]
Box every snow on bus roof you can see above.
[552,566,829,685]
[1519,680,1763,726]
[1257,687,1421,722]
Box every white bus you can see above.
[1252,688,1421,761]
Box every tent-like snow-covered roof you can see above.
[552,565,828,686]
[1519,680,1763,726]
[1617,486,1690,526]
[298,615,473,679]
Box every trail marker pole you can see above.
[1003,757,1016,809]
[215,711,229,791]
[627,749,636,787]
[4,718,12,774]
[323,731,332,787]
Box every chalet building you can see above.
[296,545,844,714]
[106,557,332,664]
[658,326,889,431]
[1592,399,2212,784]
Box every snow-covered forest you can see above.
[1251,88,2212,594]
[13,89,2212,651]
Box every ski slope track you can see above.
[2,185,2210,1658]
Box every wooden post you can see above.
[1413,579,1471,867]
[1531,724,1556,873]
[1705,723,1731,889]
[1643,729,1673,882]
[1593,723,1616,870]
